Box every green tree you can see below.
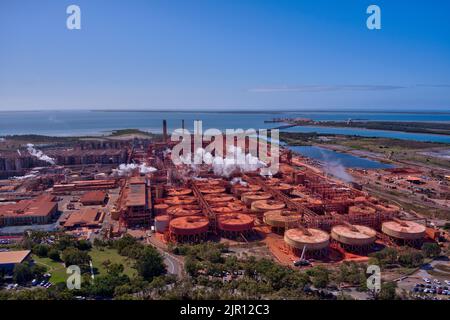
[76,240,92,251]
[370,247,398,267]
[184,256,199,276]
[398,249,424,268]
[377,281,397,300]
[47,248,60,261]
[12,288,51,300]
[34,244,49,257]
[57,235,78,251]
[13,263,33,284]
[421,243,441,258]
[135,247,166,280]
[13,262,46,284]
[61,247,90,267]
[88,265,130,298]
[307,266,330,289]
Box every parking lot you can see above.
[397,257,450,300]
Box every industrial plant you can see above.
[0,120,446,276]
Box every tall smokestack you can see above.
[182,119,185,131]
[163,120,168,143]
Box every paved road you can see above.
[162,252,182,276]
[146,236,184,277]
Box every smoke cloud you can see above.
[212,146,266,177]
[112,163,157,176]
[26,143,55,165]
[230,177,248,186]
[177,146,267,178]
[319,150,352,182]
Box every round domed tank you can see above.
[197,179,222,187]
[232,184,262,197]
[155,215,170,233]
[212,201,246,214]
[241,191,272,206]
[154,203,169,215]
[204,194,235,207]
[167,205,202,217]
[167,188,192,197]
[354,196,368,203]
[375,204,400,215]
[199,187,226,194]
[251,199,285,213]
[265,178,281,185]
[284,228,330,251]
[217,213,254,233]
[331,224,377,246]
[307,198,323,206]
[273,183,293,194]
[169,216,209,236]
[263,210,301,228]
[348,205,376,216]
[382,220,426,240]
[164,196,196,206]
[291,197,307,204]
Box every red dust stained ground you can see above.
[154,231,168,244]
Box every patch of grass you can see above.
[89,247,137,277]
[33,248,137,284]
[33,255,67,284]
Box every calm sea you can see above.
[288,146,393,169]
[0,110,450,143]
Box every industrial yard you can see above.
[1,120,448,302]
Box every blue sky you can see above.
[0,0,449,111]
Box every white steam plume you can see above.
[230,177,248,186]
[319,150,352,182]
[112,163,157,176]
[26,144,55,165]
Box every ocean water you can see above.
[288,146,393,169]
[0,110,449,143]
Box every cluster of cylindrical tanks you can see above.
[280,218,427,257]
[147,148,427,253]
[200,180,254,238]
[155,179,257,242]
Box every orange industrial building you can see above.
[80,190,108,206]
[0,194,58,226]
[63,207,105,229]
[117,176,151,227]
[0,250,32,273]
[53,179,117,193]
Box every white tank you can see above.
[155,215,170,233]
